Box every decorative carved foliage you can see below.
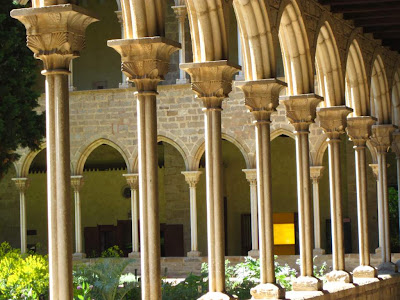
[182,171,202,188]
[124,174,139,190]
[11,4,98,70]
[347,116,376,147]
[317,106,352,139]
[370,124,396,153]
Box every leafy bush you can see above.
[101,246,124,258]
[0,242,49,299]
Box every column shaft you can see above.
[45,72,73,300]
[312,180,321,250]
[190,186,198,251]
[355,146,370,266]
[397,157,400,241]
[131,188,139,253]
[256,121,274,283]
[378,152,391,262]
[74,190,82,253]
[20,190,27,254]
[250,181,258,252]
[179,18,186,81]
[204,107,225,292]
[137,92,161,299]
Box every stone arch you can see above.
[232,0,276,79]
[157,135,189,170]
[75,138,130,175]
[270,128,295,140]
[278,0,313,95]
[315,21,344,107]
[344,38,369,117]
[370,55,391,124]
[20,143,46,178]
[392,70,400,127]
[192,133,251,170]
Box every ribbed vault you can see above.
[370,55,391,124]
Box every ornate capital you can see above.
[317,106,353,140]
[181,60,240,109]
[12,178,30,193]
[182,171,202,188]
[310,166,324,182]
[108,37,180,91]
[242,169,257,185]
[281,94,323,132]
[11,4,98,70]
[172,5,187,22]
[123,174,139,190]
[347,116,376,147]
[71,175,84,192]
[236,79,286,122]
[370,124,396,153]
[391,131,400,157]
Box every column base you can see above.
[292,276,322,291]
[187,251,202,257]
[176,78,190,84]
[72,252,86,260]
[312,248,325,255]
[69,86,77,92]
[378,262,398,274]
[248,249,260,257]
[128,251,140,258]
[119,82,131,89]
[325,270,352,283]
[353,265,378,279]
[250,283,285,299]
[198,292,235,300]
[375,247,382,254]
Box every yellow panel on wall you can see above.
[273,223,295,245]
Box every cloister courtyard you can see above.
[1,0,400,299]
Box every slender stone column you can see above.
[71,176,85,259]
[115,11,129,89]
[11,6,97,299]
[392,131,400,270]
[181,60,239,299]
[182,171,203,257]
[109,38,179,299]
[242,169,259,257]
[281,94,323,292]
[172,3,189,84]
[347,116,378,280]
[368,163,383,255]
[238,79,286,299]
[317,106,353,285]
[124,174,140,257]
[310,166,325,255]
[12,178,30,254]
[370,124,397,273]
[68,61,76,91]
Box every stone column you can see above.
[310,166,325,255]
[182,171,203,257]
[281,94,323,292]
[238,79,286,299]
[124,174,140,257]
[172,3,189,84]
[317,106,353,285]
[181,60,239,299]
[235,27,245,81]
[109,38,179,299]
[71,175,85,259]
[12,178,30,254]
[370,124,397,273]
[392,131,400,243]
[11,6,97,299]
[347,116,378,280]
[242,169,259,257]
[369,163,382,254]
[68,61,76,91]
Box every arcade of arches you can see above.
[3,0,400,299]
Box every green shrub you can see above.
[101,246,124,258]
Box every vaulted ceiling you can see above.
[319,0,400,53]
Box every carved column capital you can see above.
[391,131,400,158]
[370,124,396,154]
[369,163,379,180]
[236,79,286,122]
[317,106,353,140]
[11,4,98,70]
[182,171,202,188]
[281,94,323,132]
[108,37,180,91]
[181,60,240,109]
[172,5,187,22]
[123,173,139,190]
[71,175,84,192]
[12,178,30,192]
[242,169,257,186]
[347,116,376,147]
[115,10,123,25]
[310,166,324,183]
